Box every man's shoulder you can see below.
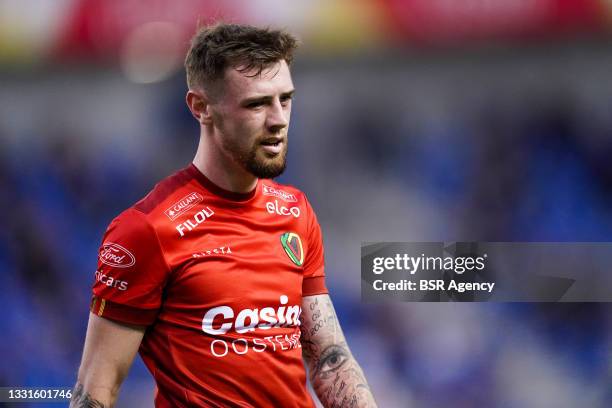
[132,165,197,215]
[107,165,197,231]
[99,166,200,250]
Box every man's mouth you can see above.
[260,138,284,155]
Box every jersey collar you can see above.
[188,164,259,202]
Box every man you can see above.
[71,23,377,408]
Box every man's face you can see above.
[209,60,294,179]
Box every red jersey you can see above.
[90,164,327,407]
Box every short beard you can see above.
[244,148,287,179]
[222,136,287,179]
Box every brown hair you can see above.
[185,23,298,91]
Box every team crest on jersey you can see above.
[280,232,304,266]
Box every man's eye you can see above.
[246,102,263,109]
[280,96,292,105]
[319,345,348,375]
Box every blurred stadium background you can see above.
[1,0,612,407]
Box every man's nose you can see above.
[266,99,289,133]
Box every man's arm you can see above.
[70,312,146,407]
[301,294,377,408]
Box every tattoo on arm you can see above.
[301,295,377,408]
[69,383,106,408]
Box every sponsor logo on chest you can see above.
[200,295,303,358]
[262,185,297,202]
[266,200,300,218]
[192,244,232,258]
[165,192,203,221]
[202,295,301,336]
[176,207,215,237]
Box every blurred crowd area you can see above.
[2,1,612,407]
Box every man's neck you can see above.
[192,137,258,194]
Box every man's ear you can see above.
[186,90,213,125]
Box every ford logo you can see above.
[99,242,136,268]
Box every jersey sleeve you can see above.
[90,208,171,326]
[302,196,328,296]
